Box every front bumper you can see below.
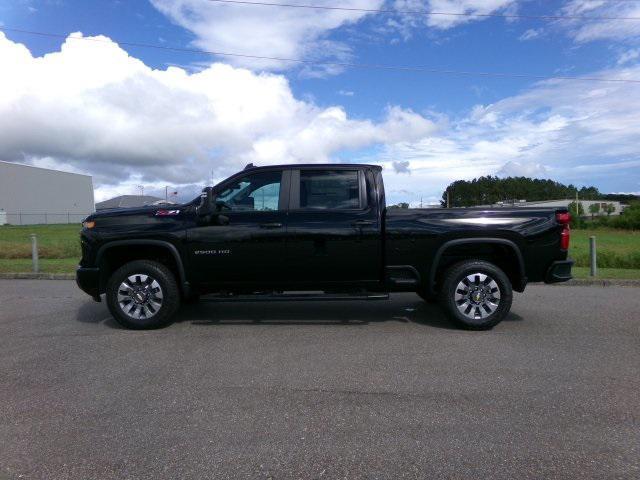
[545,259,574,284]
[76,267,101,301]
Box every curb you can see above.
[0,273,75,280]
[562,278,640,287]
[1,273,639,287]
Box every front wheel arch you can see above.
[96,240,188,295]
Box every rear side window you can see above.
[300,170,360,210]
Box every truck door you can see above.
[186,169,288,287]
[284,168,381,288]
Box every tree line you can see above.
[439,176,608,208]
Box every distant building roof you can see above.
[95,195,164,210]
[0,160,92,179]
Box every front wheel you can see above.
[106,260,180,329]
[439,260,513,330]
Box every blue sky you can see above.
[1,0,639,203]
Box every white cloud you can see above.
[425,0,517,29]
[559,0,640,44]
[149,0,384,73]
[390,0,517,32]
[496,160,548,178]
[362,68,640,204]
[618,48,640,66]
[0,32,435,200]
[1,30,639,205]
[519,28,541,41]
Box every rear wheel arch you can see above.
[428,238,525,295]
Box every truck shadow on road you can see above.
[176,296,522,329]
[76,295,523,330]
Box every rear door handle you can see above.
[260,222,283,229]
[353,220,374,227]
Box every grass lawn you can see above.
[0,224,81,259]
[572,267,640,280]
[1,224,639,278]
[0,258,78,274]
[571,229,640,269]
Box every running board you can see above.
[200,292,390,303]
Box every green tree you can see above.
[568,201,584,216]
[604,203,616,216]
[388,202,409,209]
[568,201,585,228]
[588,203,600,219]
[440,177,601,207]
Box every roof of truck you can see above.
[243,163,382,171]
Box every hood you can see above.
[84,205,187,228]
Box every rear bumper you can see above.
[545,259,574,284]
[76,267,101,301]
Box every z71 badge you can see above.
[194,249,231,255]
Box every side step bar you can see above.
[201,292,390,303]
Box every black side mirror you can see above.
[198,187,215,216]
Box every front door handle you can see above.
[260,222,283,229]
[353,220,374,227]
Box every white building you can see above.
[492,199,625,216]
[0,161,95,225]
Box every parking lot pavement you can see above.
[0,280,639,480]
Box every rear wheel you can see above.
[106,260,180,329]
[439,260,512,330]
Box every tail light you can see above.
[556,212,571,250]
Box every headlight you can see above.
[82,220,95,229]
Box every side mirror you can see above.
[198,187,215,216]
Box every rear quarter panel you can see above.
[385,208,568,287]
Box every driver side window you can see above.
[216,171,282,212]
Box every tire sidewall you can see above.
[441,261,513,330]
[106,260,179,329]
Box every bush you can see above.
[608,203,640,230]
[572,250,640,269]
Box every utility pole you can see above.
[137,185,144,197]
[420,197,423,208]
[165,186,168,202]
[446,189,450,208]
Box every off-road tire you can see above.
[106,260,180,329]
[439,260,513,330]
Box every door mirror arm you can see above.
[197,187,215,217]
[197,187,230,225]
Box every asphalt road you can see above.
[0,280,639,480]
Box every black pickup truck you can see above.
[77,164,573,330]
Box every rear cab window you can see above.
[297,170,365,210]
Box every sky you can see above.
[0,0,639,205]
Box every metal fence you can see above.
[0,212,91,225]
